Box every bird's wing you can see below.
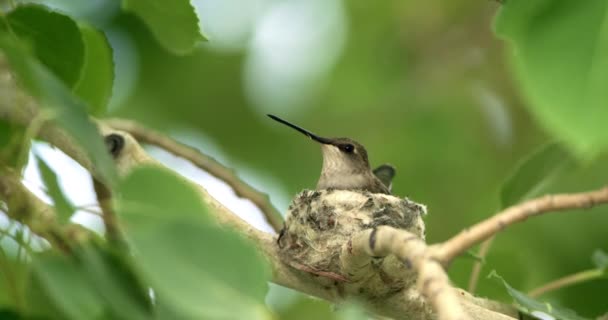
[373,164,396,192]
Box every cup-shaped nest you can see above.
[278,189,427,300]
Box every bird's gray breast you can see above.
[317,171,386,193]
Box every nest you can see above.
[278,189,427,300]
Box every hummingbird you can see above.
[268,114,395,194]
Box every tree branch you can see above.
[0,167,75,252]
[435,189,608,265]
[0,167,55,234]
[104,118,284,233]
[349,227,466,320]
[92,177,125,248]
[0,55,518,319]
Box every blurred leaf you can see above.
[494,1,608,157]
[34,155,74,224]
[0,309,22,320]
[278,298,367,320]
[121,0,205,55]
[28,245,151,320]
[4,4,84,87]
[591,249,608,270]
[28,253,104,320]
[117,166,272,320]
[75,246,152,320]
[278,298,335,320]
[489,270,591,320]
[73,24,114,116]
[117,166,210,222]
[501,143,575,208]
[0,35,117,185]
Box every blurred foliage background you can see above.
[1,0,607,318]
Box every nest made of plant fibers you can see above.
[278,189,427,300]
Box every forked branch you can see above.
[435,189,608,265]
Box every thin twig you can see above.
[436,188,608,264]
[92,178,124,248]
[104,118,284,233]
[468,235,495,293]
[527,269,604,298]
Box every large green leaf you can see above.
[494,1,608,157]
[500,143,575,208]
[0,35,117,185]
[73,24,114,116]
[4,4,84,87]
[75,246,152,320]
[117,166,272,320]
[121,0,205,55]
[34,155,74,224]
[28,253,104,320]
[489,271,591,320]
[27,246,152,320]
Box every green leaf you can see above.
[0,35,117,185]
[4,4,84,87]
[500,143,575,208]
[0,309,22,320]
[28,253,104,320]
[121,0,205,55]
[117,166,210,222]
[34,155,74,224]
[488,270,591,320]
[494,1,608,157]
[117,166,272,320]
[75,246,152,320]
[27,245,152,320]
[278,298,368,320]
[73,24,114,116]
[591,249,608,269]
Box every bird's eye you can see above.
[105,133,124,158]
[340,144,355,153]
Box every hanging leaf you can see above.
[121,0,206,55]
[34,155,74,224]
[500,142,575,208]
[73,24,115,116]
[3,4,84,87]
[494,0,608,157]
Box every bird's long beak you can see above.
[267,114,332,144]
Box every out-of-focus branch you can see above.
[0,167,73,252]
[0,168,55,233]
[528,269,605,298]
[467,236,494,293]
[104,118,284,233]
[435,189,608,265]
[92,177,124,247]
